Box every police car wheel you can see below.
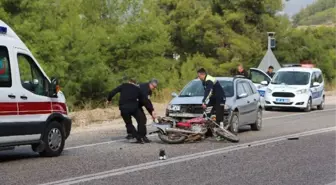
[303,98,312,112]
[317,96,325,110]
[39,121,65,157]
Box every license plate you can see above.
[171,105,180,111]
[169,113,200,117]
[275,98,289,103]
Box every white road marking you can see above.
[39,126,336,185]
[65,108,336,150]
[325,181,336,185]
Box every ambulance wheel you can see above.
[39,121,65,157]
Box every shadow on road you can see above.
[264,107,322,112]
[0,150,40,163]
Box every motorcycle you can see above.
[149,108,239,144]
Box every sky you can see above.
[282,0,317,17]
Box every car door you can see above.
[16,49,52,135]
[309,72,317,105]
[310,71,323,106]
[241,81,257,123]
[316,71,324,104]
[0,45,20,142]
[235,81,249,124]
[249,68,272,97]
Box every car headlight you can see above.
[267,88,272,93]
[224,104,230,110]
[168,104,181,111]
[296,89,308,94]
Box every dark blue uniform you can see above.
[107,83,153,140]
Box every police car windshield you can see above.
[271,71,310,85]
[179,80,234,97]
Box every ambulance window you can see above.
[0,46,12,87]
[17,54,49,96]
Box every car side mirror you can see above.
[238,93,248,99]
[171,92,178,97]
[261,81,268,86]
[30,79,39,90]
[33,79,39,85]
[313,82,320,87]
[49,77,59,97]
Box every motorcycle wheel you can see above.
[215,128,240,143]
[158,132,187,144]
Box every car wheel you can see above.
[303,98,312,112]
[229,112,239,135]
[39,121,65,157]
[317,96,325,110]
[251,108,262,131]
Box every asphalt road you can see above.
[0,105,335,185]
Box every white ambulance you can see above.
[0,20,71,157]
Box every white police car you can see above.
[0,20,71,157]
[262,64,325,112]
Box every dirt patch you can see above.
[325,91,336,96]
[70,102,167,128]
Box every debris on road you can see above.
[159,149,167,160]
[287,137,299,140]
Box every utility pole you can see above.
[267,32,276,50]
[267,32,276,67]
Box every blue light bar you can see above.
[0,26,7,34]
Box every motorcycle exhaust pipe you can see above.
[165,128,207,135]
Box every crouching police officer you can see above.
[106,78,154,144]
[138,79,158,143]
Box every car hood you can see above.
[169,96,234,107]
[268,84,308,92]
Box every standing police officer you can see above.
[197,68,226,128]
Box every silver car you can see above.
[165,76,263,134]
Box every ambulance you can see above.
[0,20,71,157]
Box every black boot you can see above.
[125,134,135,140]
[135,137,144,144]
[143,136,151,143]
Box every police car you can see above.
[0,20,71,157]
[262,64,325,112]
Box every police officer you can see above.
[197,68,226,128]
[106,78,154,144]
[235,63,249,78]
[266,65,275,78]
[138,79,158,143]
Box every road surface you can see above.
[0,105,335,185]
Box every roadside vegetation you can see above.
[0,0,335,111]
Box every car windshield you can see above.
[179,80,234,97]
[271,71,310,85]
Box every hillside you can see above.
[293,0,336,26]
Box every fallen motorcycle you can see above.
[150,110,239,144]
